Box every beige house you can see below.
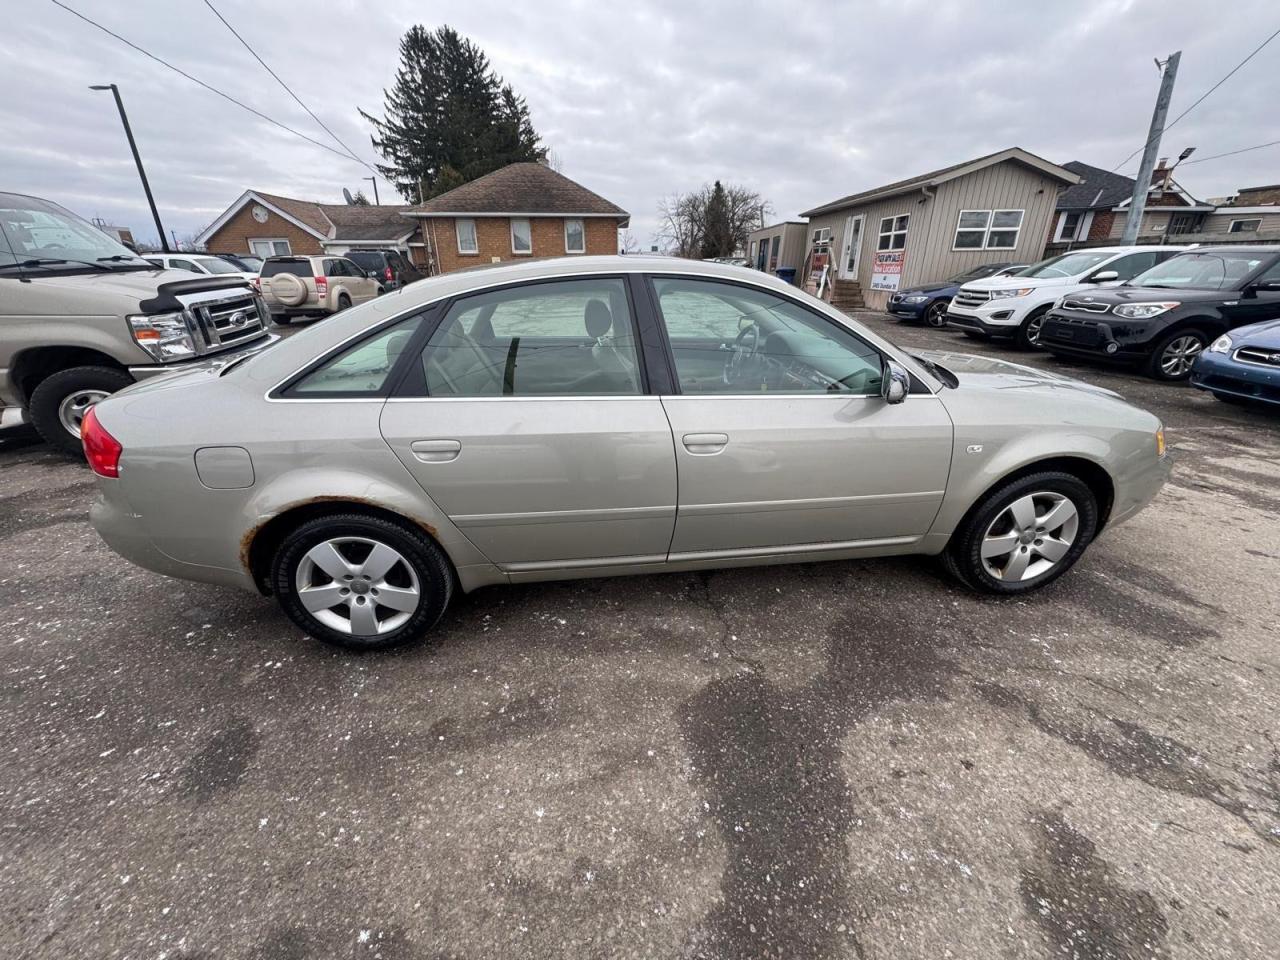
[747,221,809,277]
[800,148,1080,311]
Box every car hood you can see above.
[898,282,954,296]
[917,349,1124,399]
[8,268,239,316]
[1067,285,1242,306]
[1226,316,1280,347]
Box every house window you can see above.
[564,218,585,254]
[249,238,291,257]
[511,218,532,254]
[812,227,831,245]
[1229,218,1261,233]
[877,215,909,251]
[953,210,1024,250]
[455,218,478,255]
[1057,211,1084,241]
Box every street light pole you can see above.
[363,176,380,205]
[90,83,170,252]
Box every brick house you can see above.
[1048,160,1211,251]
[405,162,628,274]
[195,190,418,260]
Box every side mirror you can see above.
[1088,270,1119,283]
[881,360,910,405]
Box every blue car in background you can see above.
[1191,318,1280,408]
[888,261,1026,327]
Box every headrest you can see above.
[585,299,613,339]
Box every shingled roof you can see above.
[408,163,628,223]
[1056,162,1137,211]
[319,203,416,241]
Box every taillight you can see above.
[384,266,393,281]
[315,275,328,298]
[82,406,122,478]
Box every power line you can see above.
[1112,24,1280,171]
[49,0,370,169]
[1182,138,1280,165]
[201,0,371,169]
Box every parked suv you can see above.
[1039,247,1280,381]
[888,261,1025,327]
[343,249,422,291]
[144,252,257,282]
[259,255,381,323]
[946,246,1188,348]
[0,191,275,454]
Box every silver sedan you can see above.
[84,257,1170,650]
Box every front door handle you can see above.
[682,432,729,455]
[410,439,461,463]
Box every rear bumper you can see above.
[128,332,280,381]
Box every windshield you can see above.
[1018,251,1114,279]
[949,263,1009,284]
[1129,252,1268,290]
[192,256,243,275]
[0,192,152,272]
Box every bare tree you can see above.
[657,182,770,258]
[618,228,640,254]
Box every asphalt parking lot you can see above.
[2,313,1278,960]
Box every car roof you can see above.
[1171,245,1279,255]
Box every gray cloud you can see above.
[4,1,1278,249]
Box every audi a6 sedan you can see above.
[84,257,1170,650]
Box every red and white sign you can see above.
[870,250,906,292]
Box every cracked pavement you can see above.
[1,312,1278,959]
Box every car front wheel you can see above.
[272,513,454,651]
[925,300,949,328]
[1146,329,1208,381]
[943,471,1098,595]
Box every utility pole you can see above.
[1121,51,1180,245]
[91,83,170,252]
[363,176,380,205]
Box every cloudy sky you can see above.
[4,1,1278,249]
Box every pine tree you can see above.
[361,25,546,203]
[700,181,734,259]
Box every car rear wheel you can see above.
[1146,329,1207,381]
[272,514,454,651]
[925,300,949,328]
[27,365,134,456]
[942,471,1098,595]
[337,293,352,312]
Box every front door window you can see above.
[842,216,864,278]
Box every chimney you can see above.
[1151,158,1170,189]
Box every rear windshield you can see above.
[344,251,382,268]
[262,259,314,278]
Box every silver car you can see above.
[85,257,1170,650]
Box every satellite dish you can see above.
[342,187,355,204]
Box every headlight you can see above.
[1111,302,1180,319]
[902,295,928,303]
[129,312,197,361]
[987,287,1035,300]
[1208,333,1233,354]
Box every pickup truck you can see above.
[1,191,277,454]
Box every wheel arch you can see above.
[10,346,128,405]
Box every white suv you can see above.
[143,252,258,282]
[945,246,1190,348]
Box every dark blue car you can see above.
[1191,318,1280,407]
[887,261,1026,327]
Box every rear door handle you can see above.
[682,432,729,455]
[410,439,461,463]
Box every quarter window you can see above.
[418,278,641,397]
[877,215,909,251]
[455,218,478,254]
[652,277,884,395]
[564,218,585,253]
[510,217,532,254]
[1229,218,1261,233]
[288,315,422,396]
[954,210,1024,249]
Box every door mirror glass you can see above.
[1088,270,1119,283]
[881,360,910,404]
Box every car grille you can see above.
[952,288,991,309]
[1235,346,1280,367]
[1060,298,1110,313]
[1042,315,1105,347]
[179,290,269,355]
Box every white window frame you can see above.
[455,218,479,255]
[249,238,291,257]
[877,214,909,251]
[812,226,832,244]
[1229,218,1262,234]
[952,209,1024,251]
[510,217,532,255]
[564,217,585,254]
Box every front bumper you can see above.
[1109,449,1172,528]
[945,308,1021,337]
[1190,350,1280,406]
[887,299,928,319]
[127,332,280,381]
[1037,312,1153,364]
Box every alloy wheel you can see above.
[57,389,110,438]
[926,302,948,328]
[295,536,421,636]
[1025,313,1046,346]
[1160,335,1203,377]
[980,491,1079,582]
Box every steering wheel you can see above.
[722,321,761,386]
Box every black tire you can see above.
[925,300,950,328]
[272,513,454,651]
[962,330,989,341]
[942,471,1098,596]
[272,315,292,326]
[1212,392,1249,406]
[1014,306,1050,350]
[1144,328,1208,381]
[27,365,134,456]
[337,293,352,312]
